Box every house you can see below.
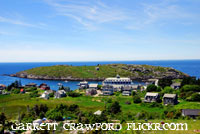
[86,88,97,96]
[40,91,49,100]
[20,89,25,94]
[146,79,159,86]
[163,94,178,105]
[171,83,181,89]
[78,81,89,89]
[122,86,133,96]
[182,109,200,118]
[102,85,114,95]
[0,84,6,90]
[89,84,98,90]
[103,75,132,86]
[39,83,50,90]
[94,110,102,115]
[0,90,2,94]
[25,83,37,88]
[55,90,66,98]
[144,92,160,103]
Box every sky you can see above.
[0,0,200,62]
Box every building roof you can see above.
[104,77,132,82]
[182,109,200,116]
[80,81,88,84]
[163,94,177,98]
[89,84,98,88]
[26,83,37,86]
[0,84,6,87]
[145,92,159,97]
[171,83,181,86]
[94,110,102,115]
[57,90,66,94]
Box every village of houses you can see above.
[0,75,200,119]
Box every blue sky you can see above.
[0,0,200,62]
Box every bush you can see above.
[181,85,200,92]
[49,92,54,97]
[146,84,157,92]
[190,93,200,101]
[107,101,121,114]
[11,89,20,94]
[67,92,81,97]
[133,96,142,103]
[162,86,174,94]
[46,110,63,121]
[131,91,137,96]
[29,90,39,98]
[25,87,37,92]
[158,78,172,89]
[114,92,120,96]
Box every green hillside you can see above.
[14,64,188,80]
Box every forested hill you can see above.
[11,64,189,81]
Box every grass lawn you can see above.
[0,94,200,133]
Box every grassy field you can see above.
[1,93,200,120]
[0,93,200,134]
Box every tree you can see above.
[146,84,157,92]
[162,86,174,94]
[133,96,142,103]
[110,101,121,114]
[158,78,172,89]
[132,91,137,96]
[190,93,200,102]
[0,113,6,125]
[181,77,198,87]
[181,85,200,92]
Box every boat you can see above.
[57,83,63,86]
[64,80,68,83]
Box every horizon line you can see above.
[0,59,200,63]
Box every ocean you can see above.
[0,60,200,90]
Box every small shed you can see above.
[86,88,97,96]
[25,83,37,87]
[0,84,6,90]
[163,94,178,105]
[171,83,181,89]
[89,84,98,89]
[94,110,102,115]
[55,90,66,98]
[41,91,49,100]
[144,92,160,103]
[182,109,200,118]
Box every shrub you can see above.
[146,84,157,92]
[11,89,20,94]
[181,85,200,92]
[67,92,81,97]
[133,96,142,103]
[25,87,37,92]
[158,78,172,89]
[190,93,200,101]
[108,101,121,114]
[29,90,39,98]
[162,86,174,94]
[132,91,137,96]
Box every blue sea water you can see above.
[0,60,200,90]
